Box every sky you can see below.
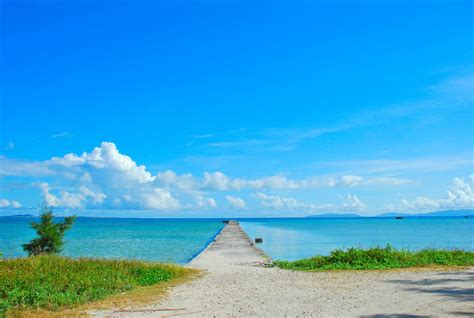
[0,0,473,217]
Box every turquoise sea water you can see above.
[240,217,474,261]
[1,216,472,262]
[0,217,224,263]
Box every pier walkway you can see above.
[188,220,269,272]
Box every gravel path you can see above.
[94,221,474,317]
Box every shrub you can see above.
[274,245,474,271]
[22,206,76,256]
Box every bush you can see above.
[22,206,76,256]
[274,245,474,271]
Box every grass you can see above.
[0,255,195,317]
[274,245,474,271]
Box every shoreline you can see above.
[94,221,474,317]
[184,223,226,264]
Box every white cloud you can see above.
[38,183,85,208]
[364,177,413,186]
[44,143,181,210]
[38,182,107,209]
[141,188,181,210]
[399,175,474,211]
[225,195,246,209]
[0,156,55,177]
[0,142,418,212]
[253,192,308,210]
[202,171,231,190]
[79,186,107,205]
[252,192,366,213]
[0,198,21,208]
[12,201,21,208]
[194,196,217,209]
[340,175,364,187]
[26,143,178,210]
[343,194,366,211]
[0,144,207,210]
[156,170,196,191]
[52,142,155,184]
[196,172,406,191]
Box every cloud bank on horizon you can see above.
[0,142,472,216]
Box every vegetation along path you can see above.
[93,221,474,317]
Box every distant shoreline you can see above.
[0,208,473,220]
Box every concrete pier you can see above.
[189,220,269,272]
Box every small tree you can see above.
[22,205,76,256]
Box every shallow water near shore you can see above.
[1,216,472,263]
[240,217,474,261]
[0,217,224,263]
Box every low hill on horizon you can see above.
[377,209,474,218]
[307,209,473,218]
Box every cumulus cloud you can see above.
[201,172,305,191]
[202,171,232,191]
[0,141,414,212]
[364,177,413,186]
[343,194,366,211]
[399,175,474,211]
[225,195,246,209]
[0,156,54,177]
[253,192,309,209]
[176,172,406,191]
[141,188,181,210]
[34,143,179,210]
[340,175,364,187]
[79,186,107,205]
[156,170,196,191]
[51,142,155,184]
[38,183,106,209]
[193,196,217,209]
[252,192,366,213]
[0,198,22,208]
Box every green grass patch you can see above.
[274,245,474,271]
[0,255,192,317]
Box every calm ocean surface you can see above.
[240,217,474,261]
[0,217,224,263]
[1,216,472,262]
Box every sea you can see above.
[1,216,472,263]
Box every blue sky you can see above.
[0,0,473,217]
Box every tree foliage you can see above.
[22,206,76,256]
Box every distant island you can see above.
[306,209,474,218]
[0,214,36,219]
[377,209,474,218]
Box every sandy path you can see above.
[94,221,474,317]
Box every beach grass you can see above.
[274,245,474,271]
[0,255,194,317]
